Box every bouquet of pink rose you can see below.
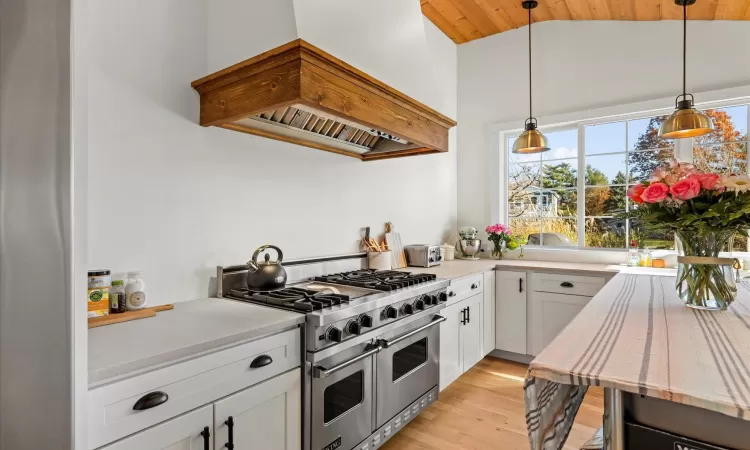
[486,223,520,259]
[626,160,750,236]
[625,159,750,309]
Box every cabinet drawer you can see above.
[88,328,300,449]
[531,272,605,297]
[446,273,483,306]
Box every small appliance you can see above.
[456,227,481,260]
[404,245,442,267]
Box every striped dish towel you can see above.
[524,375,588,450]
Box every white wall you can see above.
[88,1,458,304]
[458,20,750,230]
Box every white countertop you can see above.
[88,297,304,387]
[397,259,648,280]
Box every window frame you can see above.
[495,93,750,252]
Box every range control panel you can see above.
[312,289,447,350]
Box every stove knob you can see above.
[384,306,398,319]
[401,303,414,315]
[421,294,432,306]
[326,327,343,343]
[359,314,373,328]
[414,299,425,311]
[346,320,362,336]
[429,294,438,305]
[438,291,448,303]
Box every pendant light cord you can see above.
[682,2,687,97]
[528,6,533,120]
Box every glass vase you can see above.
[675,230,738,310]
[491,241,505,260]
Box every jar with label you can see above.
[88,270,111,318]
[110,280,127,313]
[125,271,148,310]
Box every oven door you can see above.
[375,314,445,428]
[311,342,378,450]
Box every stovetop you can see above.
[225,269,449,328]
[314,269,437,291]
[228,286,351,312]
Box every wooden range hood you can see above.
[191,39,456,161]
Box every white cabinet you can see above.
[439,301,464,389]
[495,270,527,355]
[461,294,483,370]
[101,405,213,450]
[439,293,483,390]
[481,271,495,356]
[529,291,592,356]
[214,369,301,450]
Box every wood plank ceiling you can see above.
[421,0,750,43]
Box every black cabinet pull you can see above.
[460,307,467,325]
[225,416,234,449]
[250,354,273,369]
[133,391,169,411]
[560,281,574,288]
[448,291,456,297]
[471,283,479,289]
[200,426,210,450]
[467,306,470,324]
[519,278,523,293]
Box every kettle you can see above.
[246,245,287,291]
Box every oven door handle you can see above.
[378,315,446,349]
[313,343,381,378]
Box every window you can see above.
[508,129,578,247]
[504,102,750,251]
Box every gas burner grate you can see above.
[228,287,350,312]
[314,269,437,292]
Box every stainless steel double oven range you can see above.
[218,261,449,450]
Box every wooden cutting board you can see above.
[88,304,174,328]
[385,232,407,269]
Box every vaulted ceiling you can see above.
[421,0,750,43]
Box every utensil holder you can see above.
[368,251,392,270]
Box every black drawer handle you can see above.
[519,278,523,293]
[225,416,234,449]
[201,426,210,450]
[560,282,574,288]
[448,291,456,297]
[471,283,479,289]
[133,391,169,411]
[250,354,273,369]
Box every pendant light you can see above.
[659,0,713,139]
[512,0,550,154]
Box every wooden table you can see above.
[525,273,750,450]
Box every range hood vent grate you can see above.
[252,106,397,151]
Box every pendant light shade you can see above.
[659,0,713,139]
[512,0,550,154]
[513,118,549,154]
[659,95,714,139]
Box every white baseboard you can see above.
[489,349,534,365]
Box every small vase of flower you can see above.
[486,223,519,260]
[626,160,749,310]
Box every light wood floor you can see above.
[380,357,603,450]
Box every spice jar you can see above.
[88,270,111,318]
[110,280,127,314]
